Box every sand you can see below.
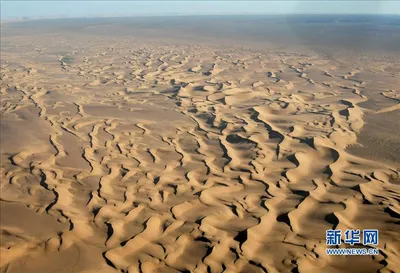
[1,16,400,273]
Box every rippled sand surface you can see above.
[1,16,399,273]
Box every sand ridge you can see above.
[1,31,400,273]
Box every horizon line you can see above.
[2,12,399,21]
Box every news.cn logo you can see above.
[325,229,379,256]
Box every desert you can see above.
[1,15,399,273]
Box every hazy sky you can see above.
[1,1,400,19]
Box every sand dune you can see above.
[1,21,400,273]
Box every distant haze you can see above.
[3,14,400,59]
[1,1,400,20]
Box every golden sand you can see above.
[1,25,399,273]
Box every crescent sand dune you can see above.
[1,15,400,273]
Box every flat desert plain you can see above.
[1,15,400,273]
